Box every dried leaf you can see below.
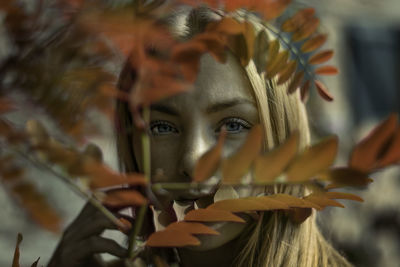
[282,8,316,32]
[146,229,200,247]
[300,80,311,102]
[315,80,334,101]
[315,65,339,75]
[324,192,364,202]
[286,136,338,182]
[222,125,263,184]
[277,60,297,85]
[228,33,249,66]
[12,183,61,232]
[377,128,400,167]
[254,132,299,182]
[102,189,147,207]
[303,193,344,210]
[349,114,398,172]
[184,208,245,223]
[253,30,270,73]
[266,50,289,79]
[269,194,321,209]
[292,17,320,42]
[12,233,23,267]
[301,34,328,53]
[320,167,373,189]
[167,222,219,235]
[242,21,256,66]
[287,70,304,94]
[267,40,280,64]
[309,50,334,65]
[193,130,226,182]
[208,196,289,212]
[287,207,312,224]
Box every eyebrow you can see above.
[206,98,256,114]
[150,104,179,116]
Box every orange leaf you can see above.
[167,222,219,235]
[207,197,289,212]
[286,136,338,182]
[269,193,321,209]
[207,17,244,35]
[315,80,334,101]
[282,8,316,32]
[320,167,373,189]
[349,114,398,172]
[12,183,61,233]
[324,192,364,202]
[315,65,339,75]
[292,17,320,42]
[277,60,297,85]
[224,0,291,20]
[222,125,263,184]
[193,131,226,182]
[146,229,200,247]
[266,50,289,79]
[303,193,344,210]
[301,34,327,53]
[184,208,245,223]
[287,70,304,94]
[12,233,22,267]
[377,128,400,167]
[102,189,147,207]
[254,132,299,182]
[309,50,334,65]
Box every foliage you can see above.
[0,0,399,266]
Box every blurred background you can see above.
[0,0,399,266]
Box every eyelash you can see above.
[216,117,252,134]
[149,120,178,136]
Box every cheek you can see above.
[150,138,180,183]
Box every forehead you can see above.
[156,52,255,110]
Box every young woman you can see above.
[49,6,352,267]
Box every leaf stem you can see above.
[128,107,151,259]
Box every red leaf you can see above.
[184,208,245,223]
[301,34,327,53]
[193,130,226,182]
[102,189,147,207]
[309,50,334,65]
[349,114,398,172]
[315,65,339,75]
[292,17,320,42]
[12,233,22,267]
[146,229,200,247]
[315,80,334,101]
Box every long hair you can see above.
[115,6,352,267]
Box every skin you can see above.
[133,52,259,266]
[49,52,258,267]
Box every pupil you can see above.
[227,122,240,131]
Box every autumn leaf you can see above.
[377,128,400,167]
[222,125,263,184]
[254,132,299,182]
[277,60,297,85]
[193,130,226,182]
[287,207,312,224]
[315,80,334,101]
[146,229,200,247]
[253,30,270,73]
[301,34,327,53]
[309,50,334,65]
[206,17,244,35]
[184,208,245,223]
[12,233,22,267]
[286,136,338,182]
[282,8,315,32]
[267,39,280,64]
[320,167,373,189]
[287,70,304,94]
[224,0,291,20]
[349,113,398,172]
[266,50,289,79]
[315,65,339,75]
[303,193,345,210]
[300,80,311,102]
[167,222,219,235]
[292,17,320,42]
[324,191,364,202]
[207,196,289,212]
[269,193,321,209]
[102,188,147,207]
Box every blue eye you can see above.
[150,121,178,135]
[217,118,251,134]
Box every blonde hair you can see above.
[116,6,352,267]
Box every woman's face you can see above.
[133,52,259,250]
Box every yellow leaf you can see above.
[254,132,299,182]
[207,196,289,212]
[286,136,338,182]
[269,193,321,209]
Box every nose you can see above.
[178,124,212,182]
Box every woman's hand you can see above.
[48,203,128,267]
